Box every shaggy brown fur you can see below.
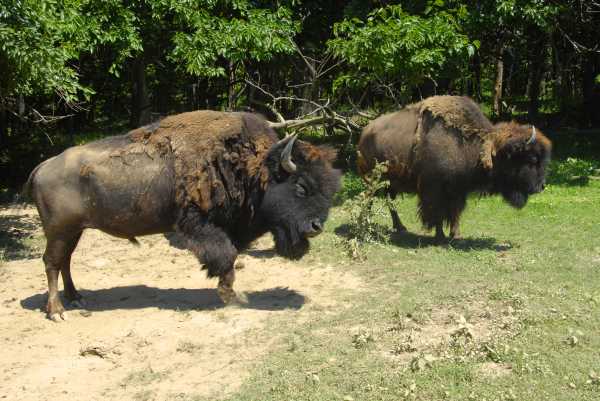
[124,111,274,212]
[358,95,552,241]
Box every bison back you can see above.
[358,108,419,193]
[31,134,178,238]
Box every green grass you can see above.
[225,178,600,401]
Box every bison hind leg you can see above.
[389,208,407,233]
[60,231,84,305]
[43,230,83,321]
[387,191,407,233]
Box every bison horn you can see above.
[527,126,537,145]
[279,134,298,173]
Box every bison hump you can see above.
[129,111,274,213]
[416,96,493,138]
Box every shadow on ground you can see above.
[20,285,305,313]
[390,231,508,251]
[0,209,42,261]
[335,223,511,252]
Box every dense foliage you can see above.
[1,0,599,187]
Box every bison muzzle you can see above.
[25,111,341,321]
[358,96,552,242]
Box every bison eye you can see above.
[296,183,307,197]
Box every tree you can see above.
[328,4,473,107]
[0,0,141,117]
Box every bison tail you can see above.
[20,157,55,203]
[128,238,141,247]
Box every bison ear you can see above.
[266,134,298,181]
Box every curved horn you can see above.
[527,125,537,145]
[280,134,298,173]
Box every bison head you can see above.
[258,135,341,259]
[489,122,552,208]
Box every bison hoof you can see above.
[434,235,447,245]
[217,286,237,305]
[394,224,408,233]
[49,311,68,322]
[233,291,249,305]
[218,288,248,306]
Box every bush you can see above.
[334,172,367,205]
[341,161,392,259]
[546,157,600,186]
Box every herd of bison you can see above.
[23,95,551,322]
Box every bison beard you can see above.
[24,111,340,321]
[503,191,528,209]
[272,226,310,260]
[358,96,552,241]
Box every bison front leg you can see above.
[177,214,240,305]
[449,220,461,240]
[448,195,466,240]
[217,269,236,304]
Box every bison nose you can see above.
[306,219,323,237]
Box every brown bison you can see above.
[25,111,341,321]
[358,96,551,241]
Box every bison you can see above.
[25,111,341,321]
[358,95,551,241]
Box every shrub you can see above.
[546,157,600,186]
[341,161,392,259]
[334,172,367,205]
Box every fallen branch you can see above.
[268,115,332,130]
[246,76,367,135]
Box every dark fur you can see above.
[25,111,341,318]
[358,96,552,240]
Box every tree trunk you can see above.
[227,61,236,111]
[130,56,151,128]
[582,53,600,127]
[0,106,6,149]
[527,32,547,123]
[493,48,505,118]
[550,33,571,116]
[471,52,482,101]
[18,95,25,116]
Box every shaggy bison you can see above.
[358,96,551,241]
[25,111,341,321]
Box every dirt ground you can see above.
[0,206,362,401]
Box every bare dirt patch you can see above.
[0,206,362,401]
[381,302,522,369]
